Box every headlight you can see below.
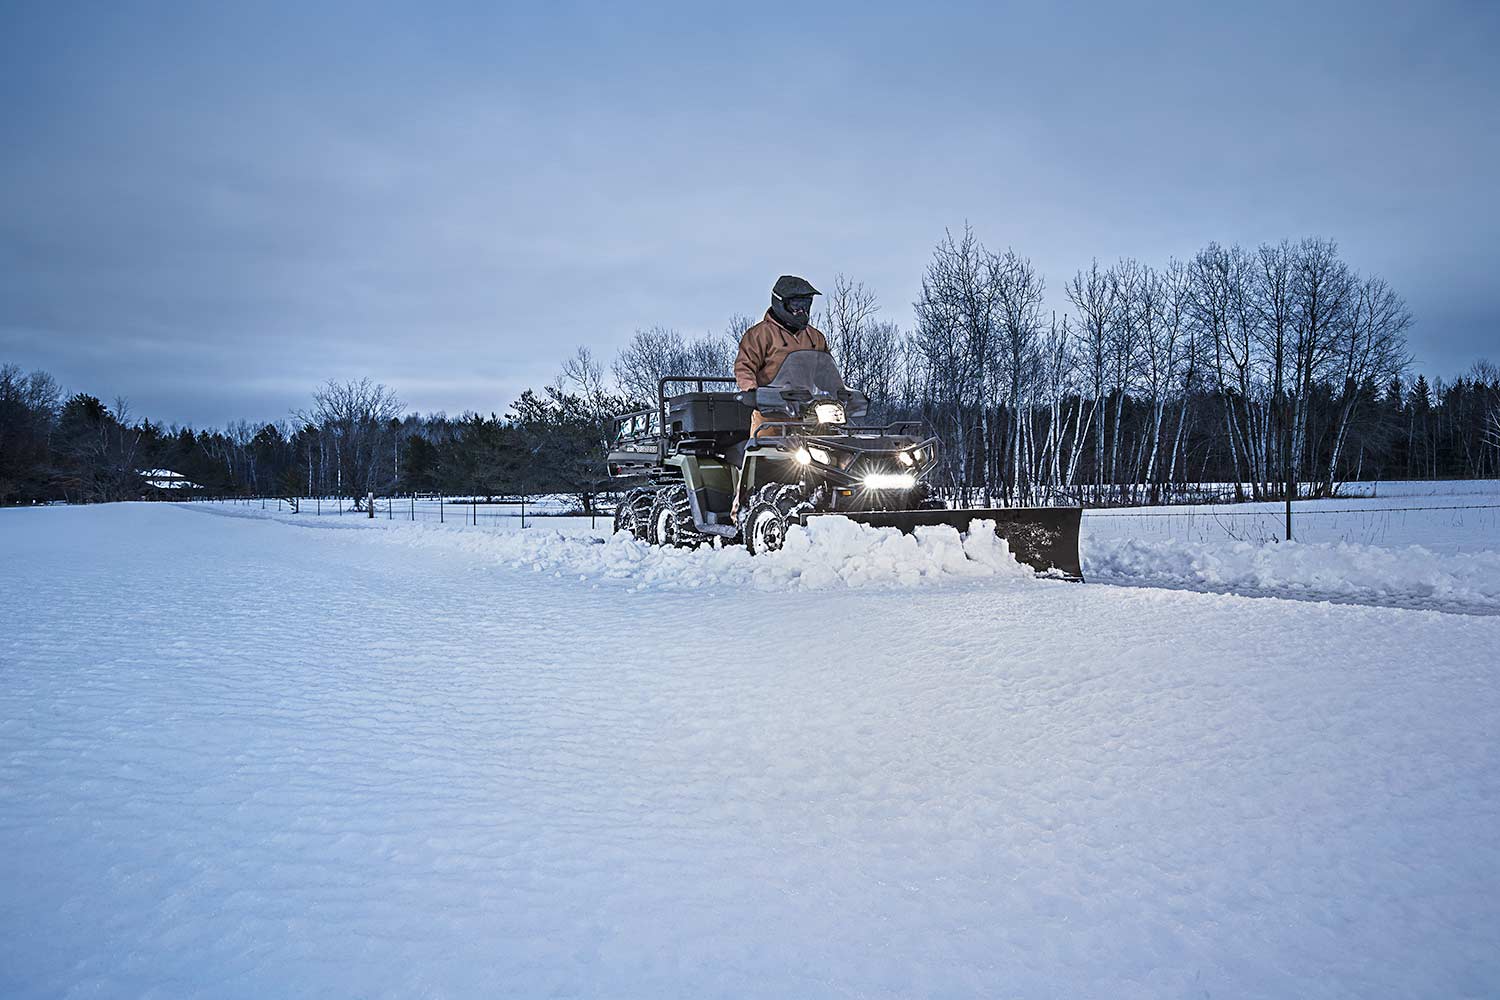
[813,402,845,424]
[794,447,812,464]
[896,451,914,466]
[862,472,917,490]
[806,446,833,465]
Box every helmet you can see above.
[769,274,820,332]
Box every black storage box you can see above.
[666,392,752,435]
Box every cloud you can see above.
[2,1,1497,423]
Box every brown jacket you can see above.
[734,311,830,390]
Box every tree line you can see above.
[0,370,620,511]
[3,229,1498,509]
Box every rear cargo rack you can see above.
[657,375,741,462]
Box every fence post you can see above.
[521,495,526,529]
[317,497,321,516]
[440,494,444,523]
[411,494,415,522]
[472,497,477,526]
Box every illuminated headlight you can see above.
[896,451,914,466]
[813,402,846,424]
[794,447,812,464]
[862,472,917,490]
[806,446,834,465]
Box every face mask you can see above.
[775,294,813,330]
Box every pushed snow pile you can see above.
[504,516,1034,591]
[197,504,1039,591]
[1086,534,1500,615]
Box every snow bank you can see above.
[397,515,1037,592]
[194,503,1039,592]
[1085,534,1500,615]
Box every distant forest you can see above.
[3,231,1498,509]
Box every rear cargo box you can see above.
[666,392,753,435]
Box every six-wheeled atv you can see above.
[606,350,1083,578]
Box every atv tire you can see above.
[613,487,654,540]
[743,483,811,556]
[648,485,703,548]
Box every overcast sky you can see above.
[2,0,1496,426]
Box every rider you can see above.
[734,274,829,441]
[731,275,828,520]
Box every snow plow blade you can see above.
[805,507,1084,581]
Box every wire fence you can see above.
[201,495,616,531]
[1086,503,1500,518]
[1079,499,1500,547]
[197,491,1499,548]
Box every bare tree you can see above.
[561,347,611,414]
[818,275,903,415]
[612,326,733,403]
[295,378,405,509]
[1191,243,1257,497]
[1158,258,1198,487]
[1065,259,1118,501]
[991,249,1046,502]
[1289,237,1353,490]
[820,274,879,381]
[1482,361,1500,464]
[914,227,1003,502]
[612,327,686,403]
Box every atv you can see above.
[606,350,1083,578]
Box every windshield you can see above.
[767,351,847,396]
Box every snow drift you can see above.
[479,517,1041,592]
[198,504,1040,592]
[1084,535,1500,615]
[191,501,1500,613]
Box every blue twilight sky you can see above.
[1,0,1496,426]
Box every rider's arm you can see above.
[734,327,765,390]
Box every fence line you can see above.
[205,494,613,530]
[1085,503,1500,518]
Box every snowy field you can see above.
[1083,479,1500,615]
[3,495,1499,997]
[216,479,1500,616]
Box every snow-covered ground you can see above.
[214,479,1500,615]
[1082,480,1500,615]
[3,499,1499,997]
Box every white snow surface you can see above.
[198,503,1040,592]
[1082,535,1500,616]
[217,480,1500,615]
[1081,480,1500,615]
[3,502,1499,998]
